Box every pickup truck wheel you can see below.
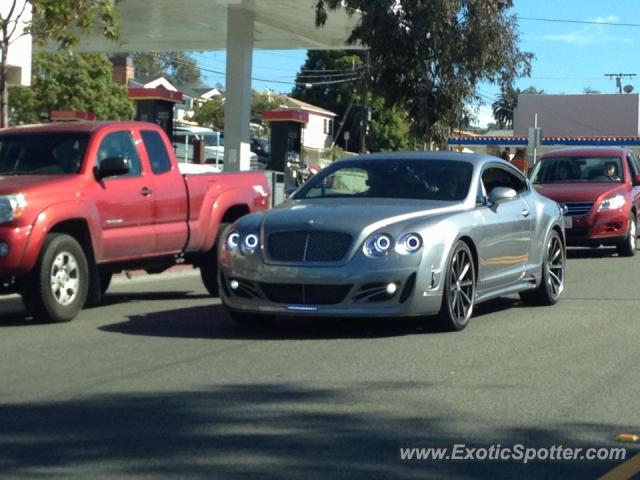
[22,234,89,323]
[200,223,228,297]
[617,214,637,257]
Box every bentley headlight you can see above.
[395,233,423,255]
[241,233,260,255]
[0,194,27,224]
[598,194,625,211]
[363,233,393,257]
[225,231,240,251]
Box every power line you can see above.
[520,16,640,28]
[156,53,361,87]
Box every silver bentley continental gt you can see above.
[218,152,566,331]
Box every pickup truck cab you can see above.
[530,147,640,256]
[0,121,270,322]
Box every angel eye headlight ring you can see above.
[364,233,393,257]
[396,233,423,255]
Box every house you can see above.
[2,1,31,90]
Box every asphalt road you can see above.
[1,250,639,479]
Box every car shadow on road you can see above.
[0,382,631,480]
[100,296,525,341]
[566,247,619,259]
[96,291,212,308]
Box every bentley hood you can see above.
[243,198,463,235]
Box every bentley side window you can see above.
[482,167,527,195]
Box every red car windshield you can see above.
[531,156,624,184]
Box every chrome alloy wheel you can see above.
[448,248,475,325]
[50,251,80,306]
[630,217,637,251]
[545,235,565,299]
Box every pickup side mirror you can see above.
[488,187,517,204]
[95,156,130,180]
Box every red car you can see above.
[530,147,640,256]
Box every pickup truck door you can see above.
[139,129,189,254]
[91,130,157,261]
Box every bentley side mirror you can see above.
[488,187,517,204]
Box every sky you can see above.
[196,1,640,128]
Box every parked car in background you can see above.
[530,147,640,256]
[250,137,270,168]
[219,152,565,332]
[0,121,270,323]
[174,124,259,171]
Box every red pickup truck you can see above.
[0,121,270,322]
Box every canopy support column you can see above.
[223,2,255,172]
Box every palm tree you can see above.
[492,86,543,129]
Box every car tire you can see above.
[437,240,476,331]
[199,222,229,297]
[520,230,565,306]
[228,309,274,328]
[616,213,637,257]
[21,233,89,323]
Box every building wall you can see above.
[514,94,640,137]
[302,112,333,150]
[3,0,32,86]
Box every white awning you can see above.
[37,0,362,53]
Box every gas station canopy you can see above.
[41,0,361,53]
[36,0,362,172]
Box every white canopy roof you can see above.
[38,0,361,53]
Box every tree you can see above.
[291,50,419,152]
[492,85,543,129]
[9,52,132,125]
[0,0,119,127]
[314,0,533,146]
[191,95,225,130]
[131,52,202,87]
[251,90,286,125]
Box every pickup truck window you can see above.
[141,130,172,174]
[0,132,89,175]
[96,132,142,177]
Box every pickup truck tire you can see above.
[617,214,637,257]
[199,223,228,297]
[22,234,89,323]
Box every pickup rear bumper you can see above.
[0,224,33,278]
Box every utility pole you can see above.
[360,50,370,153]
[605,73,636,93]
